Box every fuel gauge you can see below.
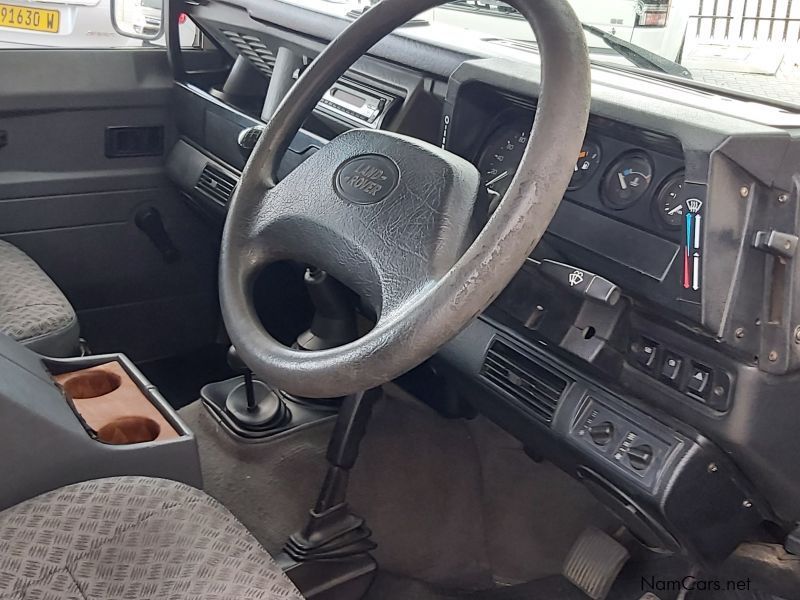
[568,140,602,190]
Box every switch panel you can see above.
[571,396,680,491]
[628,334,732,411]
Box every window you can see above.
[0,0,198,49]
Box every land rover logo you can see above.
[334,155,399,205]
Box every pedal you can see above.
[562,527,630,600]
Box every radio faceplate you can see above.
[316,79,396,129]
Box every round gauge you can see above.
[601,152,654,209]
[477,118,533,207]
[568,140,602,190]
[654,171,685,229]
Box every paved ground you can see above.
[690,50,800,105]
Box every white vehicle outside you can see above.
[0,0,138,47]
[138,0,163,37]
[0,0,196,48]
[428,0,692,61]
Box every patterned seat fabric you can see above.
[0,477,305,600]
[0,240,79,357]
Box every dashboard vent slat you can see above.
[221,29,276,77]
[480,340,571,425]
[196,164,237,205]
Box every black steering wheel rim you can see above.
[220,0,591,398]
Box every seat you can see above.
[0,476,305,600]
[0,240,80,357]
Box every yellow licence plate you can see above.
[0,3,60,33]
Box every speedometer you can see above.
[477,118,532,209]
[478,118,604,212]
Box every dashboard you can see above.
[444,80,703,324]
[167,0,800,568]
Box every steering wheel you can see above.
[220,0,590,398]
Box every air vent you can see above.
[196,164,237,205]
[222,29,277,77]
[480,340,571,424]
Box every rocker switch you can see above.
[633,338,658,370]
[687,363,712,399]
[660,353,682,385]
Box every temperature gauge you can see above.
[654,171,685,229]
[601,152,653,209]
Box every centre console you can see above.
[0,334,201,512]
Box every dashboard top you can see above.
[207,0,800,129]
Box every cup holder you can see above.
[54,362,179,444]
[96,416,161,445]
[62,370,122,400]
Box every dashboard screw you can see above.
[742,499,753,508]
[794,327,800,344]
[735,328,745,339]
[769,351,779,362]
[778,193,789,204]
[740,186,750,198]
[713,386,725,397]
[707,463,718,473]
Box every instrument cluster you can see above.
[475,114,686,238]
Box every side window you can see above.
[0,0,197,49]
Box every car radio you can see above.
[317,79,396,129]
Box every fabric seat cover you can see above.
[0,477,305,600]
[0,240,79,357]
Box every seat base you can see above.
[0,477,305,600]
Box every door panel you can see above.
[0,49,219,361]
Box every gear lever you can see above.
[295,268,357,351]
[225,346,285,429]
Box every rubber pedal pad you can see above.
[562,526,630,600]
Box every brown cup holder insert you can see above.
[54,362,179,444]
[96,416,161,445]
[61,371,122,399]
